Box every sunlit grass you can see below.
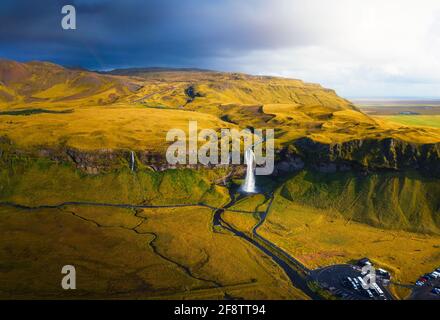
[376,115,440,129]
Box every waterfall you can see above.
[241,148,256,193]
[130,151,135,172]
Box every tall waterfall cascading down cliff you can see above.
[242,148,256,193]
[130,151,135,172]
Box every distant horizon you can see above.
[4,56,440,101]
[348,97,440,101]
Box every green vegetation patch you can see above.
[0,156,230,207]
[280,171,440,234]
[377,115,440,129]
[0,108,73,116]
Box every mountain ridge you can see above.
[0,58,439,177]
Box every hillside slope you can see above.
[281,170,440,234]
[0,59,140,108]
[0,60,439,175]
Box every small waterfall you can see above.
[130,151,135,172]
[241,148,256,193]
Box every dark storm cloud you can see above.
[0,0,314,69]
[3,0,439,97]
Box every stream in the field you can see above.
[212,190,320,300]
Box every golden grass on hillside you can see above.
[264,102,440,144]
[2,60,440,148]
[0,60,137,109]
[0,105,237,152]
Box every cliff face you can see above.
[62,138,439,177]
[64,148,242,174]
[2,136,438,178]
[277,137,440,177]
[0,138,245,179]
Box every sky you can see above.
[1,0,440,98]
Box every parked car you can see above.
[365,289,374,299]
[377,268,391,279]
[431,287,440,295]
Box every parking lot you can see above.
[410,268,440,300]
[310,263,394,300]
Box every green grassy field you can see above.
[0,156,232,207]
[377,115,440,129]
[0,205,308,299]
[0,157,308,299]
[356,99,440,130]
[280,171,440,234]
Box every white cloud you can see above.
[210,0,440,97]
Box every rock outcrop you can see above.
[282,137,440,176]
